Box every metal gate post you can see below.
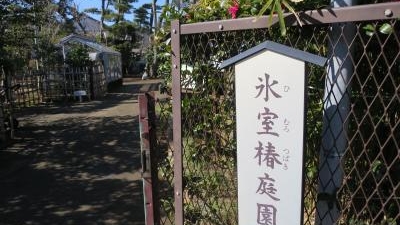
[139,92,160,225]
[171,20,184,225]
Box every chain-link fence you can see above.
[148,2,400,225]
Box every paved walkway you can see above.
[0,78,160,225]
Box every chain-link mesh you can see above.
[154,13,400,225]
[154,96,175,225]
[177,25,332,225]
[181,32,238,225]
[337,20,400,224]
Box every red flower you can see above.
[228,0,239,19]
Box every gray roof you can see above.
[74,14,102,34]
[59,34,120,55]
[220,41,326,69]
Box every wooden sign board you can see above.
[220,41,326,225]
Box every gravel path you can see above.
[0,78,161,225]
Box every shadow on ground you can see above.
[0,79,160,225]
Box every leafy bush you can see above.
[65,43,92,67]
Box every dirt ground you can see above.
[0,78,161,225]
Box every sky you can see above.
[73,0,152,22]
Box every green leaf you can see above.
[268,5,275,26]
[251,7,258,15]
[372,160,382,173]
[258,0,275,17]
[365,31,374,37]
[84,8,101,14]
[379,23,393,35]
[363,24,375,36]
[275,0,287,36]
[282,0,302,27]
[363,24,375,31]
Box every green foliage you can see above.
[107,21,138,75]
[65,44,91,67]
[0,1,35,71]
[183,0,228,22]
[338,20,400,224]
[363,22,394,36]
[84,0,136,24]
[149,2,400,224]
[0,0,80,72]
[150,0,329,84]
[83,1,152,76]
[134,6,151,28]
[109,21,137,41]
[34,35,63,67]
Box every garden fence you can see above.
[143,2,400,225]
[0,64,107,146]
[0,64,107,110]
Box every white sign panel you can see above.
[235,50,305,225]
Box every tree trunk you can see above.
[101,0,105,42]
[150,0,158,78]
[152,0,157,32]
